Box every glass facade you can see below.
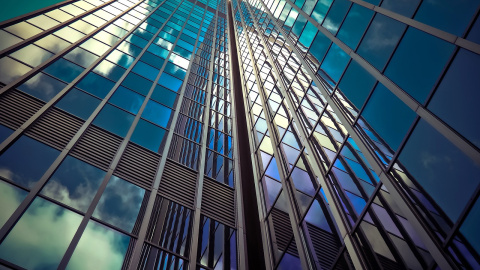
[0,0,479,269]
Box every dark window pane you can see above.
[56,88,101,120]
[44,58,84,83]
[0,136,59,188]
[322,0,351,35]
[142,100,172,128]
[399,120,480,221]
[132,61,159,81]
[109,86,145,115]
[467,16,480,44]
[18,72,66,102]
[337,61,376,110]
[76,72,115,99]
[361,83,416,150]
[385,28,455,103]
[158,72,183,92]
[380,0,420,18]
[140,51,165,69]
[93,176,145,232]
[151,84,178,108]
[66,220,130,270]
[357,14,405,71]
[0,179,28,228]
[93,104,135,137]
[0,197,82,269]
[131,119,167,152]
[460,197,480,255]
[414,0,478,36]
[428,49,480,149]
[336,4,374,49]
[121,72,153,96]
[0,124,13,142]
[320,43,350,82]
[40,156,106,212]
[309,32,331,62]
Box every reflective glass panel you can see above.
[76,72,115,99]
[336,4,373,49]
[0,57,31,84]
[93,60,126,81]
[131,119,167,152]
[56,88,101,120]
[151,84,178,108]
[0,180,28,228]
[10,44,53,67]
[132,61,159,81]
[142,100,172,128]
[18,72,66,102]
[121,72,153,96]
[320,43,350,82]
[337,61,376,110]
[64,47,98,68]
[109,86,145,115]
[44,58,84,83]
[158,72,183,92]
[93,104,135,137]
[0,124,13,142]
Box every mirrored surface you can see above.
[0,179,28,228]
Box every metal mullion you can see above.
[237,4,314,269]
[265,1,462,269]
[249,0,366,267]
[0,0,118,58]
[347,0,480,55]
[0,0,164,245]
[0,0,152,155]
[127,2,215,267]
[294,0,480,167]
[188,8,221,269]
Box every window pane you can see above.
[0,57,31,84]
[10,44,54,67]
[109,86,145,115]
[385,28,454,103]
[151,84,178,108]
[158,72,183,92]
[320,43,350,82]
[56,88,101,120]
[18,72,66,102]
[93,104,135,137]
[460,197,480,255]
[106,49,134,68]
[428,49,480,149]
[0,197,82,269]
[40,156,106,212]
[76,72,115,99]
[322,0,350,35]
[337,5,373,49]
[399,120,480,221]
[94,60,126,81]
[380,0,420,18]
[131,119,167,152]
[164,62,186,80]
[140,51,165,69]
[361,83,416,150]
[0,136,59,188]
[337,61,376,110]
[44,58,84,83]
[0,124,13,142]
[142,100,173,128]
[121,72,153,96]
[66,220,130,270]
[0,179,28,228]
[132,61,159,81]
[93,176,145,232]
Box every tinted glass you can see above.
[76,72,115,99]
[41,156,106,212]
[132,61,159,81]
[158,72,183,92]
[109,86,145,114]
[56,88,101,120]
[64,47,98,68]
[336,4,374,49]
[309,32,331,62]
[44,58,84,83]
[322,0,350,35]
[0,136,59,188]
[131,119,167,152]
[151,84,178,108]
[399,120,480,221]
[0,124,13,142]
[18,72,66,102]
[320,43,350,82]
[94,60,126,81]
[0,197,82,269]
[460,197,480,254]
[93,104,135,137]
[141,100,172,128]
[0,180,28,228]
[380,0,420,17]
[121,72,153,96]
[337,61,376,110]
[93,176,145,232]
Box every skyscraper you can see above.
[0,0,479,269]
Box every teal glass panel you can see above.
[147,43,170,59]
[0,180,28,228]
[428,49,480,149]
[93,176,145,232]
[336,4,374,49]
[66,220,130,270]
[158,72,183,92]
[0,197,82,269]
[0,124,13,142]
[385,28,455,103]
[357,14,405,71]
[140,51,165,69]
[309,32,331,62]
[151,84,178,108]
[399,120,480,221]
[380,0,420,17]
[132,61,159,81]
[18,72,66,102]
[298,21,317,48]
[131,119,167,152]
[164,62,186,80]
[361,83,415,150]
[109,86,145,114]
[121,72,153,96]
[40,156,106,212]
[173,45,193,59]
[311,0,333,24]
[460,197,480,254]
[93,104,135,137]
[320,43,350,82]
[56,88,101,120]
[467,16,480,43]
[337,61,376,110]
[292,13,307,36]
[0,136,59,188]
[322,0,351,35]
[414,0,478,36]
[76,72,115,99]
[44,58,84,83]
[93,60,126,81]
[142,100,172,128]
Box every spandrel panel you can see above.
[0,197,83,270]
[66,220,131,270]
[0,179,28,228]
[93,176,146,233]
[0,135,59,189]
[399,120,480,222]
[40,156,106,212]
[17,72,67,102]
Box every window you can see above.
[56,88,101,119]
[93,104,135,137]
[18,72,66,102]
